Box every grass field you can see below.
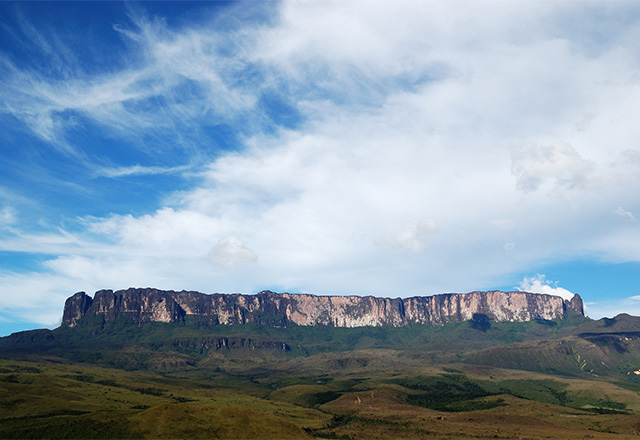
[4,315,640,438]
[3,348,640,439]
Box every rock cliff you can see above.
[61,288,584,328]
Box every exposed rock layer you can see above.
[62,288,584,328]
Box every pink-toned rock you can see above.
[62,288,583,328]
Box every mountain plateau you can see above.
[62,288,584,329]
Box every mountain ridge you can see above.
[62,287,584,329]
[9,288,640,440]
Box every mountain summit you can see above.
[62,288,584,329]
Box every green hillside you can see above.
[3,313,640,439]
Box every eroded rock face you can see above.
[565,293,585,316]
[61,288,583,328]
[62,292,93,327]
[63,288,185,326]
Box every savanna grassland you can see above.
[3,316,640,439]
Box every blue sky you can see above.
[1,1,640,336]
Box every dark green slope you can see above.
[465,314,640,380]
[0,313,588,370]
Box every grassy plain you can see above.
[3,316,640,438]
[3,349,640,439]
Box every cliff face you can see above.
[62,288,584,329]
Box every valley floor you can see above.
[2,352,640,439]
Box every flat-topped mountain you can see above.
[10,288,640,440]
[63,288,584,328]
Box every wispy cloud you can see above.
[2,1,640,329]
[0,207,16,226]
[97,164,192,178]
[0,4,266,170]
[615,207,636,222]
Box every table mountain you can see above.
[62,288,584,328]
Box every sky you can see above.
[1,1,640,336]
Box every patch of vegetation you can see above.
[133,386,166,396]
[496,379,570,406]
[598,398,628,410]
[307,391,342,406]
[396,374,505,412]
[5,364,42,374]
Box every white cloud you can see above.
[97,164,191,178]
[0,5,261,164]
[615,207,636,222]
[510,143,597,195]
[3,1,640,327]
[517,274,576,301]
[620,150,640,166]
[0,207,17,226]
[208,236,258,269]
[375,220,438,252]
[504,242,516,251]
[0,272,75,327]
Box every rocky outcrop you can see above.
[61,288,584,329]
[564,292,585,316]
[62,292,94,327]
[63,288,186,326]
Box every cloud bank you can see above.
[1,1,640,328]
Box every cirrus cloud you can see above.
[1,1,640,331]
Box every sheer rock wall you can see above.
[62,288,584,328]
